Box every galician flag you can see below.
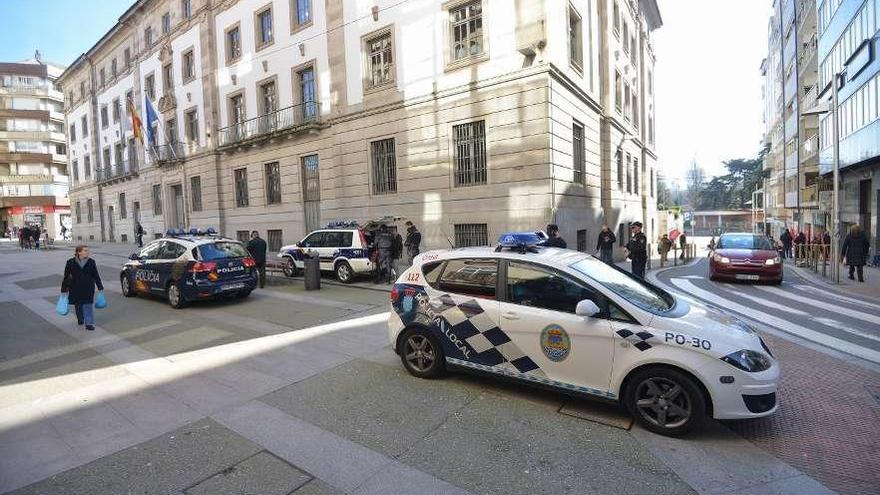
[127,96,144,143]
[144,95,159,146]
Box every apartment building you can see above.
[817,0,879,250]
[0,57,69,237]
[60,0,661,257]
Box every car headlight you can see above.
[765,257,781,265]
[713,254,730,263]
[721,349,773,372]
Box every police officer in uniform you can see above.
[375,224,394,284]
[625,222,648,279]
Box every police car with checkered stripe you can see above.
[121,228,258,308]
[388,232,779,436]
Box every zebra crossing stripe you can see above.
[754,286,880,327]
[793,284,880,311]
[721,288,809,316]
[812,317,880,344]
[670,278,880,365]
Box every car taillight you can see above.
[243,257,256,267]
[190,261,217,273]
[390,284,399,303]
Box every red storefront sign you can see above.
[9,206,57,215]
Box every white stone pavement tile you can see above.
[212,400,473,495]
[630,422,827,495]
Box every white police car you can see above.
[277,221,376,283]
[121,228,258,308]
[388,232,779,436]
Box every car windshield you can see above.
[717,235,773,250]
[570,256,674,313]
[198,241,249,260]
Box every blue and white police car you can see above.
[388,232,779,436]
[277,221,376,283]
[120,228,258,308]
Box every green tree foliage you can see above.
[693,148,769,210]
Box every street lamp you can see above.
[802,69,845,284]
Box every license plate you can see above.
[222,282,245,291]
[735,274,760,281]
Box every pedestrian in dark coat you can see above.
[135,222,145,248]
[793,232,806,259]
[678,232,687,260]
[61,245,104,330]
[247,230,268,288]
[543,224,567,248]
[625,222,648,279]
[841,224,871,282]
[404,221,421,264]
[596,225,616,264]
[779,229,792,259]
[32,224,41,249]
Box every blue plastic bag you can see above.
[94,291,107,309]
[56,294,69,315]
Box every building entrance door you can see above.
[108,206,115,241]
[301,155,320,232]
[170,185,185,228]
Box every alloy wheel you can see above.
[404,334,435,372]
[634,376,692,429]
[168,285,180,306]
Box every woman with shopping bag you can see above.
[60,245,104,331]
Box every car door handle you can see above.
[502,312,520,320]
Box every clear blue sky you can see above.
[0,0,129,67]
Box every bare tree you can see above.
[685,160,705,209]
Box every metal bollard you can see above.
[303,251,321,290]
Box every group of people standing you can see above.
[544,223,651,279]
[14,224,45,249]
[371,221,421,284]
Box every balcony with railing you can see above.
[151,142,185,165]
[801,84,817,111]
[801,133,819,160]
[96,159,139,184]
[217,102,324,149]
[801,183,818,206]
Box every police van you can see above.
[388,232,779,436]
[278,220,385,283]
[120,228,258,308]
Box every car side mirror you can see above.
[575,299,601,317]
[129,252,141,260]
[295,241,302,247]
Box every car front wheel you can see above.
[399,329,445,378]
[624,367,706,436]
[120,273,135,297]
[282,257,299,277]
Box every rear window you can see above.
[437,258,497,299]
[422,261,445,288]
[717,235,774,250]
[198,241,250,260]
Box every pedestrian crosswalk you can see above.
[668,278,880,365]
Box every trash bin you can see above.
[303,251,321,291]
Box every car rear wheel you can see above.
[282,257,299,277]
[625,367,706,436]
[335,261,354,283]
[120,273,135,297]
[167,282,187,309]
[400,329,445,378]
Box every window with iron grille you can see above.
[264,162,282,204]
[616,151,623,190]
[81,115,88,136]
[572,120,584,184]
[577,229,587,252]
[568,5,583,70]
[267,229,283,252]
[72,159,79,182]
[75,202,81,223]
[236,230,250,243]
[234,168,249,207]
[101,105,108,128]
[367,31,393,88]
[119,193,127,219]
[371,138,397,194]
[454,223,488,247]
[301,154,320,201]
[87,199,93,222]
[185,108,199,143]
[112,98,120,123]
[257,6,274,48]
[190,175,202,211]
[450,1,483,63]
[183,49,195,81]
[453,120,487,187]
[625,153,632,193]
[84,155,91,178]
[152,184,162,215]
[226,25,242,62]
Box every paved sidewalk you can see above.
[787,261,880,300]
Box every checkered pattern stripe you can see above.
[431,294,546,377]
[616,329,655,351]
[446,358,616,399]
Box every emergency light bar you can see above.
[495,231,545,253]
[165,227,220,237]
[326,220,359,228]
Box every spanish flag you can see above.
[128,96,144,143]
